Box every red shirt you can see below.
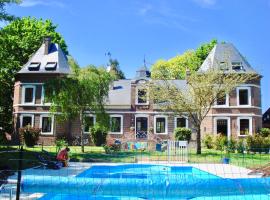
[57,149,68,161]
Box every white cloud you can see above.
[20,0,65,8]
[136,2,198,31]
[192,0,216,8]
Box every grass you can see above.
[0,145,269,171]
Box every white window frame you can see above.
[83,114,96,134]
[20,114,34,128]
[214,117,231,140]
[154,115,168,135]
[214,93,229,107]
[41,85,51,105]
[237,117,252,137]
[22,85,36,105]
[136,87,149,105]
[109,114,123,134]
[237,87,251,107]
[39,114,54,135]
[174,116,188,129]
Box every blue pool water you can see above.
[34,164,270,200]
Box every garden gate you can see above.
[167,140,188,163]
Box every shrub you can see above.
[259,128,270,137]
[214,134,227,151]
[236,138,246,153]
[19,126,40,147]
[90,123,108,146]
[226,138,237,153]
[55,139,68,152]
[174,128,192,142]
[246,134,270,153]
[202,134,215,149]
[103,136,121,154]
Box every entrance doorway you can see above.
[136,117,148,139]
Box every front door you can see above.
[216,119,228,137]
[136,117,148,139]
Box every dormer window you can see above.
[28,62,40,71]
[232,62,243,71]
[45,62,57,71]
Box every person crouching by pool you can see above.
[57,147,70,167]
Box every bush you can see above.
[90,123,108,146]
[259,128,270,137]
[246,134,270,153]
[103,136,121,154]
[55,139,68,152]
[226,138,237,153]
[236,139,246,153]
[214,134,227,151]
[174,128,192,142]
[202,134,215,149]
[19,126,40,147]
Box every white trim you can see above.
[109,114,123,134]
[214,117,231,140]
[41,86,52,106]
[174,116,189,129]
[208,113,261,117]
[20,114,34,128]
[13,104,51,107]
[15,82,44,86]
[214,93,229,107]
[212,105,261,109]
[154,115,168,135]
[239,84,260,89]
[237,87,251,107]
[83,114,96,134]
[237,117,253,136]
[135,87,149,105]
[39,114,54,135]
[22,85,36,105]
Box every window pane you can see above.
[217,95,226,105]
[156,118,166,133]
[239,89,248,105]
[42,117,52,133]
[240,119,250,135]
[84,116,94,132]
[25,88,34,103]
[176,118,186,128]
[111,117,121,132]
[138,89,147,104]
[22,116,32,127]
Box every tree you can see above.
[45,66,112,152]
[151,39,217,79]
[0,0,21,22]
[0,17,68,133]
[150,69,258,154]
[108,58,125,80]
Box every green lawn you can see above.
[0,145,269,171]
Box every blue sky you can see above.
[4,0,270,112]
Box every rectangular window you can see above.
[20,115,33,127]
[23,86,35,104]
[238,88,250,106]
[45,62,57,71]
[84,116,95,133]
[239,119,250,136]
[155,117,167,134]
[41,116,53,134]
[137,89,147,104]
[219,62,229,70]
[28,62,40,71]
[232,62,243,71]
[217,95,227,106]
[110,116,122,134]
[176,117,187,128]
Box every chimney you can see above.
[44,36,51,55]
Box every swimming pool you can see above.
[24,164,269,200]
